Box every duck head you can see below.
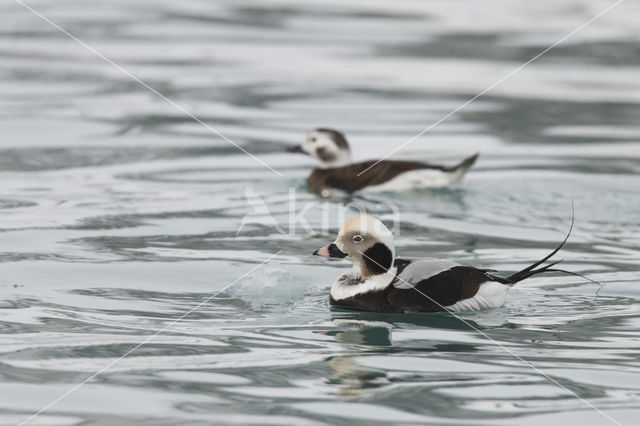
[287,128,352,168]
[314,216,395,278]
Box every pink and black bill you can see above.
[313,243,347,258]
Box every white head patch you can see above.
[300,129,351,168]
[337,215,395,259]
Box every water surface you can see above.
[1,1,640,425]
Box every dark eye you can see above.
[352,234,364,244]
[310,137,316,142]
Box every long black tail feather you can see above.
[505,259,564,284]
[543,269,602,286]
[489,203,593,286]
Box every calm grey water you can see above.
[1,0,640,425]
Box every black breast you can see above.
[330,289,401,313]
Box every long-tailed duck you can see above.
[313,215,577,313]
[288,128,478,197]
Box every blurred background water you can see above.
[1,0,640,425]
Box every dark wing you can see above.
[387,266,492,313]
[319,160,444,193]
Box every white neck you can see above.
[330,266,397,301]
[348,261,364,279]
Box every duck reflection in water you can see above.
[318,313,486,398]
[320,320,393,398]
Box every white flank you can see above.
[360,168,465,193]
[446,281,510,312]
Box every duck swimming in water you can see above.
[313,215,577,313]
[288,128,478,197]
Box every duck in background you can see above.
[287,128,478,197]
[313,215,580,313]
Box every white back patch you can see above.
[445,281,510,312]
[330,267,398,301]
[393,258,459,289]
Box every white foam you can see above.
[227,262,306,309]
